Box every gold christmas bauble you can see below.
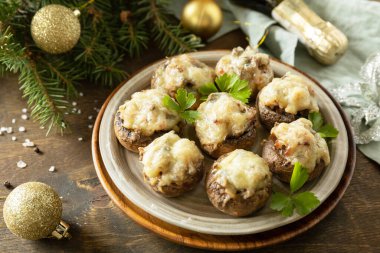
[181,0,223,39]
[31,4,81,54]
[3,182,62,240]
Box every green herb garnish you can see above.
[198,73,252,103]
[308,112,339,138]
[162,88,199,124]
[270,162,320,217]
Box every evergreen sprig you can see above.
[138,0,203,56]
[0,0,203,133]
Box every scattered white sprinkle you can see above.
[88,124,93,129]
[17,160,27,169]
[21,114,28,120]
[96,108,100,113]
[1,127,7,132]
[77,109,82,114]
[78,137,83,141]
[79,92,84,97]
[40,126,45,129]
[11,119,16,124]
[21,108,28,113]
[88,115,93,120]
[7,127,13,134]
[22,141,35,147]
[72,101,77,106]
[59,196,63,199]
[49,166,56,172]
[64,112,69,115]
[0,130,3,136]
[18,126,26,132]
[11,136,17,141]
[25,138,30,142]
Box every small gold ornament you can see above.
[31,4,81,54]
[3,182,71,240]
[181,0,223,40]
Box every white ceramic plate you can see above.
[98,51,348,235]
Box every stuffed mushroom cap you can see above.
[151,54,215,97]
[215,46,274,94]
[195,92,257,157]
[262,118,330,182]
[114,89,181,152]
[206,149,272,217]
[139,131,204,197]
[259,72,319,115]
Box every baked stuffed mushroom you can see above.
[215,46,274,95]
[151,54,215,103]
[139,131,204,197]
[262,118,330,183]
[257,72,319,129]
[206,149,272,217]
[195,92,257,158]
[114,89,181,152]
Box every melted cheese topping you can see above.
[140,131,204,188]
[214,149,271,198]
[118,89,180,136]
[259,72,319,114]
[215,46,273,92]
[151,54,215,94]
[195,93,255,147]
[271,118,330,172]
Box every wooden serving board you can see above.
[91,55,356,251]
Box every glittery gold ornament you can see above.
[181,0,223,40]
[3,182,71,240]
[31,4,81,54]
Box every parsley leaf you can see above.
[270,192,295,217]
[198,82,218,98]
[199,73,252,103]
[308,112,323,131]
[162,88,199,124]
[292,192,320,215]
[308,112,339,139]
[290,162,309,193]
[318,124,339,138]
[270,162,320,217]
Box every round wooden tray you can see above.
[91,56,356,251]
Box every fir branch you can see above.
[119,15,149,58]
[139,0,203,56]
[38,56,80,97]
[20,60,69,134]
[1,27,69,133]
[90,54,128,86]
[0,0,20,25]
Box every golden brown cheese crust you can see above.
[206,150,272,217]
[151,54,215,98]
[195,93,257,158]
[215,46,274,95]
[139,131,204,197]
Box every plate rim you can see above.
[91,50,356,250]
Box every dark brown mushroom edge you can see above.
[139,131,204,197]
[206,149,272,217]
[257,72,319,130]
[114,89,181,153]
[262,118,330,183]
[215,46,274,97]
[151,54,215,108]
[195,92,257,159]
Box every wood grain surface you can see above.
[1,30,379,253]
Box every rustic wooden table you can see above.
[0,31,379,253]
